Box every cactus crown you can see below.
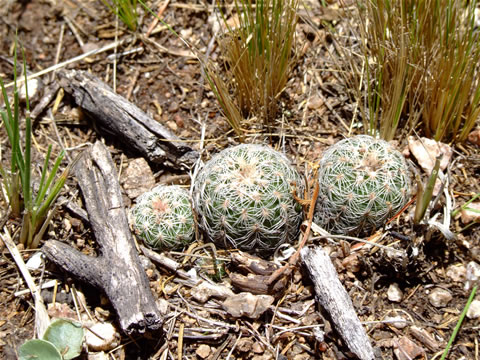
[131,185,195,250]
[314,135,410,235]
[194,144,305,254]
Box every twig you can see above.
[4,39,128,88]
[145,0,171,37]
[0,228,50,337]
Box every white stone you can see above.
[387,283,403,302]
[446,264,467,282]
[466,261,480,291]
[385,316,409,329]
[18,78,43,104]
[466,300,480,320]
[88,352,109,360]
[85,322,118,351]
[428,288,452,308]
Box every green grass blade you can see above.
[34,145,53,209]
[440,285,477,360]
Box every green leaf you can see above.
[42,318,84,360]
[18,339,63,360]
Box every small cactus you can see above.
[194,144,304,254]
[314,135,410,235]
[131,185,195,250]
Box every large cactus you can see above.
[130,185,195,250]
[314,135,410,235]
[193,144,305,254]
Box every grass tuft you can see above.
[0,40,69,248]
[101,0,139,31]
[207,0,299,134]
[335,0,480,143]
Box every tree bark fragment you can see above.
[42,141,163,335]
[301,246,375,360]
[57,69,198,169]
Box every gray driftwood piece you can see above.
[57,69,198,169]
[301,246,375,360]
[42,141,163,335]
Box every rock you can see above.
[195,344,211,359]
[428,288,452,308]
[236,337,254,352]
[408,136,452,175]
[252,341,265,353]
[221,292,274,319]
[460,202,480,224]
[446,264,467,282]
[19,78,43,105]
[121,158,155,199]
[342,253,361,273]
[466,299,480,319]
[385,316,409,329]
[466,262,480,290]
[388,283,403,302]
[88,352,109,360]
[468,128,480,146]
[394,336,425,360]
[85,322,118,351]
[190,280,234,303]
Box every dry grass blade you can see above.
[335,0,480,143]
[211,0,299,133]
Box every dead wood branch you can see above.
[301,246,375,360]
[57,69,198,169]
[42,141,163,335]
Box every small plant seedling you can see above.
[0,39,70,249]
[18,318,84,360]
[100,0,139,31]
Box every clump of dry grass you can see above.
[336,0,480,143]
[205,0,299,136]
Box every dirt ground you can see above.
[1,0,480,359]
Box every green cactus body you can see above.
[194,144,305,254]
[131,185,195,250]
[314,135,410,235]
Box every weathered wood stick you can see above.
[42,141,163,335]
[57,69,198,169]
[301,246,375,360]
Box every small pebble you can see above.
[446,264,467,282]
[385,316,409,329]
[387,283,403,302]
[394,336,425,360]
[195,344,211,359]
[428,288,452,308]
[252,341,265,354]
[88,352,109,360]
[85,322,118,351]
[466,299,480,319]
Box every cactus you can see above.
[131,185,195,250]
[314,135,410,235]
[194,144,305,254]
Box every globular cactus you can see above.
[194,144,305,254]
[314,135,410,235]
[131,185,195,250]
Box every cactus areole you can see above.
[314,135,410,235]
[131,185,195,250]
[194,144,305,254]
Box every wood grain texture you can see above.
[301,246,376,360]
[58,69,198,169]
[43,141,163,335]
